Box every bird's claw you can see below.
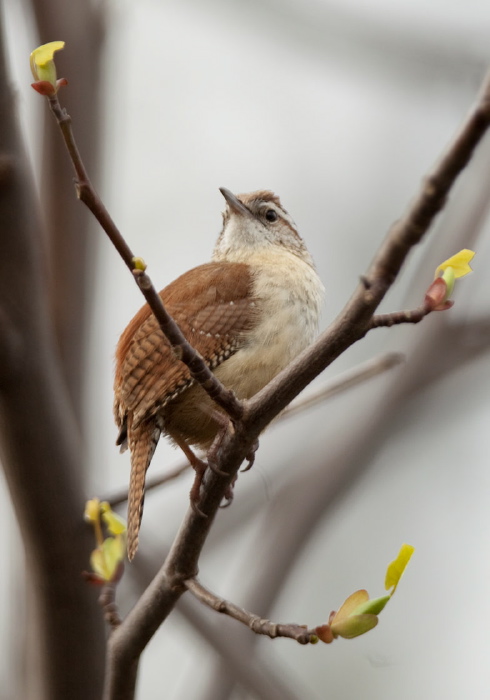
[241,439,259,472]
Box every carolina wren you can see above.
[114,188,324,559]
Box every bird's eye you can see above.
[265,209,278,222]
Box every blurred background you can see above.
[3,0,490,698]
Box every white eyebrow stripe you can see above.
[262,202,298,232]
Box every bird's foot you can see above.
[169,431,208,516]
[206,419,232,477]
[220,475,237,508]
[241,438,259,472]
[189,457,208,517]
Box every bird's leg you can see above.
[219,438,259,506]
[205,408,233,477]
[170,431,207,516]
[171,409,258,512]
[206,414,259,505]
[217,437,258,504]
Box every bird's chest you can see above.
[214,261,324,398]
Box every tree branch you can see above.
[99,584,122,630]
[185,578,316,644]
[131,549,303,700]
[45,95,243,423]
[369,302,432,328]
[101,69,490,699]
[243,70,490,435]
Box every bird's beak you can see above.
[219,187,254,218]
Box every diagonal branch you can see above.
[243,70,490,435]
[45,95,243,423]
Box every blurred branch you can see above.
[106,460,191,509]
[0,17,105,700]
[403,317,490,394]
[30,0,105,421]
[277,351,403,419]
[202,415,389,700]
[99,584,122,629]
[176,598,302,700]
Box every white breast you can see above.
[214,250,324,398]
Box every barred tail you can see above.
[126,415,160,561]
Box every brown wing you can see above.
[114,261,255,432]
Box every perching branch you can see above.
[185,578,317,644]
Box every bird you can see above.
[114,188,324,559]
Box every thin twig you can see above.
[369,303,432,329]
[99,583,122,629]
[46,95,243,423]
[130,549,302,700]
[185,578,316,644]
